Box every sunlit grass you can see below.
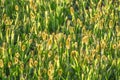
[0,0,120,80]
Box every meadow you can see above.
[0,0,120,80]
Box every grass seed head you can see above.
[0,59,4,68]
[112,43,116,49]
[82,35,89,45]
[8,61,11,68]
[70,7,74,16]
[100,39,106,49]
[30,11,35,19]
[22,44,26,52]
[29,58,33,68]
[71,50,78,58]
[58,69,62,76]
[102,55,108,62]
[109,20,113,28]
[77,18,83,27]
[14,57,19,65]
[42,32,48,40]
[15,52,20,58]
[66,37,71,49]
[116,25,120,33]
[48,51,52,58]
[20,62,24,71]
[47,38,52,50]
[15,5,19,11]
[34,60,38,67]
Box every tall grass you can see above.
[0,0,120,80]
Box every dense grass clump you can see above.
[0,0,120,80]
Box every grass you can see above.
[0,0,120,80]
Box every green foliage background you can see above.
[0,0,120,80]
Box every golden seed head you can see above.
[58,69,62,76]
[34,60,38,67]
[29,58,33,68]
[102,55,107,62]
[20,62,24,70]
[91,49,96,58]
[20,76,25,80]
[47,38,52,50]
[14,57,19,64]
[0,59,4,68]
[22,44,26,51]
[43,68,47,73]
[67,20,71,27]
[15,52,20,58]
[54,55,59,62]
[97,0,102,7]
[29,0,34,9]
[71,50,78,57]
[69,26,74,34]
[74,42,78,48]
[33,5,37,12]
[82,35,89,44]
[116,25,120,33]
[47,69,52,76]
[15,5,19,11]
[100,40,106,49]
[70,7,74,15]
[96,54,100,61]
[2,14,7,21]
[8,61,11,68]
[30,11,35,19]
[0,47,4,54]
[112,59,116,65]
[42,55,45,62]
[96,43,100,52]
[4,17,12,25]
[112,43,116,49]
[82,73,84,80]
[59,42,62,48]
[2,42,6,48]
[48,61,54,70]
[30,50,34,57]
[117,32,120,37]
[48,51,52,58]
[117,41,120,49]
[48,65,54,79]
[90,17,94,24]
[66,37,71,49]
[18,41,22,47]
[98,19,104,30]
[109,20,113,28]
[77,18,83,27]
[29,39,33,44]
[42,32,48,40]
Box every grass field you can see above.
[0,0,120,80]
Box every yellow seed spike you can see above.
[14,57,19,64]
[58,69,62,76]
[11,30,14,44]
[29,58,33,68]
[34,60,38,67]
[22,44,26,52]
[47,38,52,50]
[66,36,71,49]
[82,35,89,45]
[0,59,4,68]
[15,5,19,11]
[70,7,74,16]
[97,0,102,8]
[109,20,113,28]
